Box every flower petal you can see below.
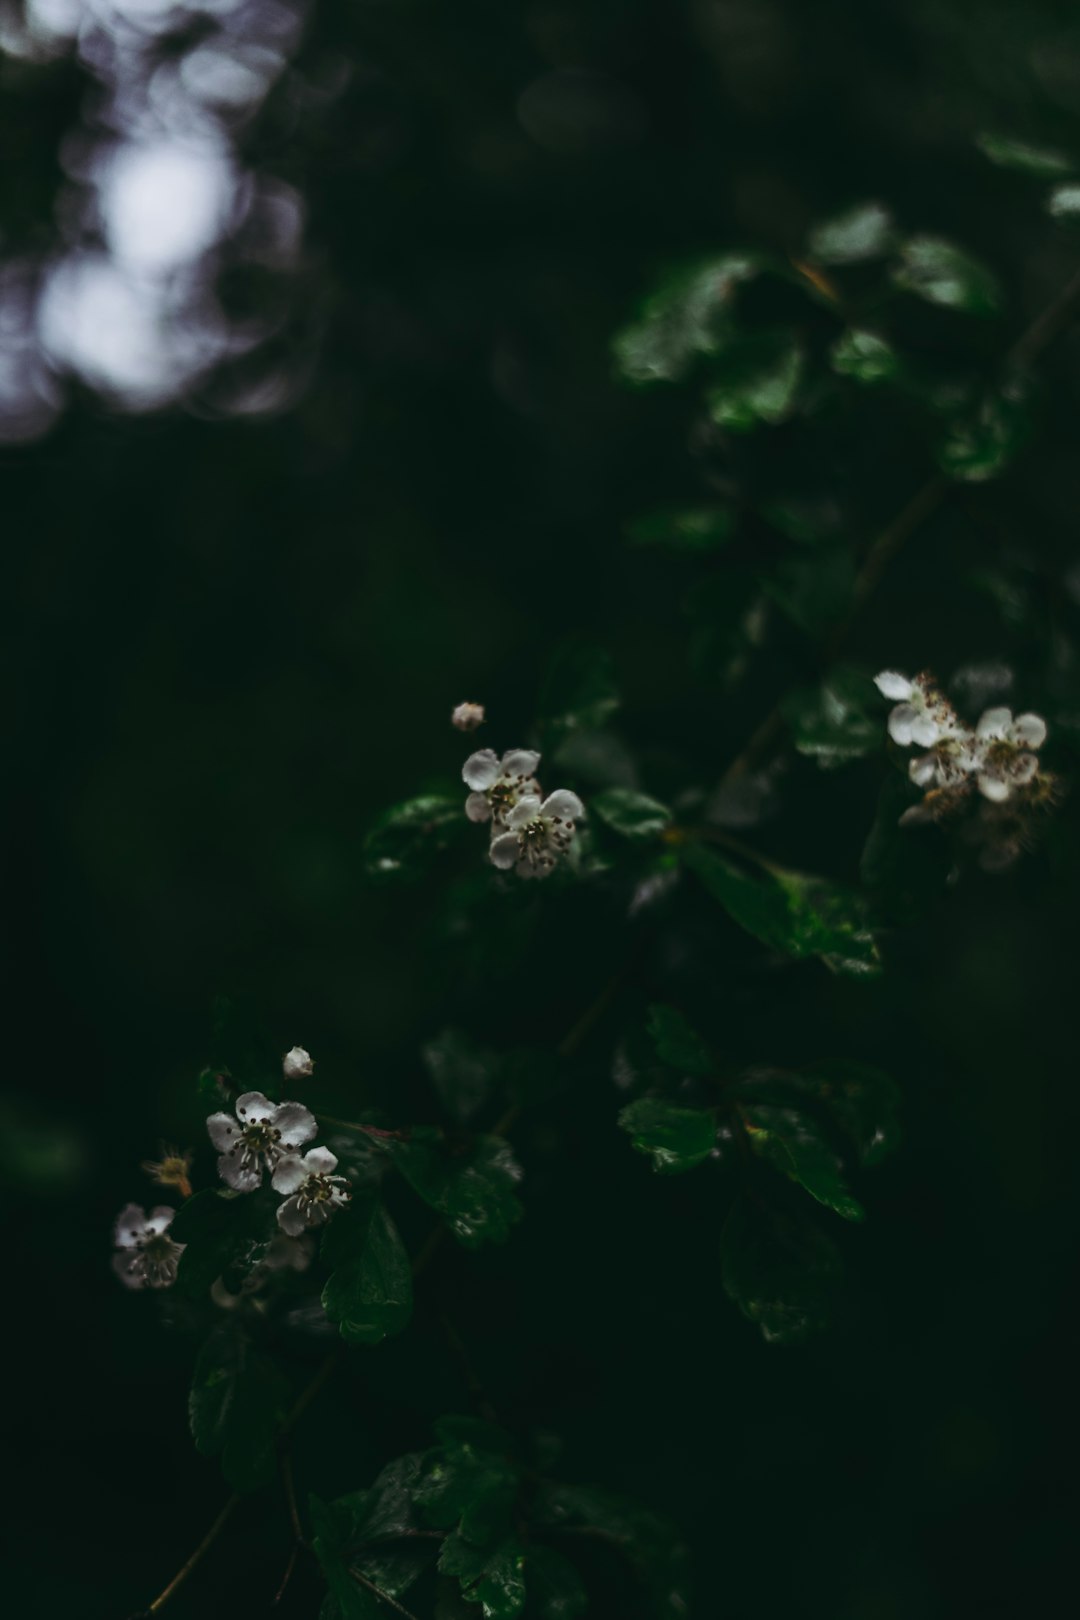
[541,789,584,821]
[235,1091,275,1123]
[273,1100,318,1147]
[145,1207,176,1236]
[114,1203,148,1248]
[910,715,940,749]
[978,772,1011,803]
[887,705,917,746]
[1013,713,1047,749]
[218,1153,262,1192]
[207,1112,240,1151]
[462,749,500,791]
[506,795,542,829]
[976,706,1012,742]
[112,1251,144,1289]
[276,1197,309,1236]
[1012,752,1039,785]
[875,671,913,700]
[271,1155,307,1194]
[465,791,492,823]
[489,831,520,869]
[501,749,541,779]
[304,1146,339,1176]
[908,754,938,788]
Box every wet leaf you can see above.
[618,1097,717,1174]
[976,132,1073,177]
[440,1532,527,1619]
[591,787,672,839]
[780,669,878,767]
[721,1194,842,1344]
[321,1196,414,1346]
[807,201,896,264]
[534,1483,691,1619]
[171,1187,272,1298]
[706,328,804,430]
[364,796,467,883]
[892,236,1001,315]
[612,254,763,384]
[539,641,619,742]
[189,1324,288,1492]
[829,327,899,384]
[732,1062,901,1168]
[390,1130,524,1247]
[936,385,1031,481]
[738,1102,865,1220]
[645,1003,713,1077]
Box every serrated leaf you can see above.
[625,503,736,553]
[423,1028,501,1125]
[780,669,878,767]
[936,385,1031,482]
[829,327,898,384]
[976,132,1074,177]
[390,1130,523,1247]
[440,1532,527,1620]
[539,641,619,742]
[618,1097,716,1174]
[706,328,803,430]
[534,1484,691,1619]
[731,1062,901,1168]
[364,795,467,882]
[892,236,1001,315]
[645,1003,712,1077]
[189,1324,288,1492]
[591,787,672,839]
[171,1187,272,1298]
[738,1103,865,1220]
[684,841,881,977]
[721,1194,842,1344]
[807,201,896,264]
[612,254,763,384]
[312,1466,438,1620]
[321,1196,413,1346]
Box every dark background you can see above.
[4,2,1079,1615]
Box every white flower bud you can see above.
[452,702,486,732]
[283,1046,314,1080]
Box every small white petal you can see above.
[145,1207,176,1236]
[218,1153,262,1192]
[271,1155,307,1194]
[465,791,492,823]
[978,773,1011,803]
[501,748,541,779]
[283,1046,313,1080]
[206,1112,239,1151]
[506,795,542,829]
[304,1146,339,1175]
[114,1203,148,1249]
[276,1197,309,1236]
[462,749,501,791]
[489,832,520,869]
[875,671,913,700]
[910,715,940,749]
[976,706,1012,742]
[908,755,938,787]
[235,1091,276,1123]
[1013,713,1047,749]
[887,705,917,746]
[1012,753,1039,785]
[112,1251,144,1289]
[541,789,584,821]
[273,1101,318,1147]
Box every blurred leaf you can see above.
[780,668,878,767]
[423,1028,501,1125]
[829,327,899,384]
[612,254,763,384]
[936,384,1031,481]
[390,1129,524,1247]
[189,1324,288,1492]
[534,1483,691,1619]
[646,1003,713,1077]
[618,1097,717,1174]
[684,842,881,976]
[721,1194,843,1344]
[976,132,1073,176]
[732,1063,901,1168]
[524,1546,587,1619]
[1047,182,1080,221]
[762,543,855,637]
[321,1196,413,1346]
[738,1103,865,1220]
[706,329,804,430]
[860,772,951,925]
[807,201,896,264]
[892,236,1001,315]
[364,796,467,883]
[539,642,619,742]
[759,494,843,545]
[171,1187,272,1298]
[591,787,672,839]
[625,503,736,553]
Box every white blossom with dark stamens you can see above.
[462,747,541,829]
[207,1091,317,1192]
[272,1146,351,1235]
[973,706,1047,802]
[489,789,585,878]
[112,1204,185,1290]
[874,670,962,748]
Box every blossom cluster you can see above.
[462,746,585,878]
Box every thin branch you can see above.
[319,1114,411,1141]
[139,1491,240,1616]
[348,1567,423,1620]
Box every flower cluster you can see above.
[876,670,1054,866]
[463,746,585,878]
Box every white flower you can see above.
[283,1046,314,1081]
[452,701,486,732]
[907,732,981,791]
[112,1203,185,1290]
[874,670,960,748]
[489,789,585,878]
[462,747,542,828]
[207,1091,317,1192]
[973,706,1047,802]
[272,1146,351,1235]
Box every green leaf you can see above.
[534,1484,691,1619]
[762,543,855,638]
[612,254,763,384]
[936,385,1031,482]
[171,1187,272,1298]
[415,1433,518,1532]
[539,641,619,742]
[891,236,1001,315]
[390,1130,524,1247]
[807,201,896,264]
[440,1532,527,1619]
[312,1462,439,1620]
[706,328,804,430]
[645,1003,712,1077]
[525,1547,587,1619]
[732,1062,901,1168]
[618,1097,716,1175]
[721,1194,842,1344]
[860,772,952,926]
[684,842,881,977]
[364,795,467,883]
[829,327,898,384]
[780,669,878,767]
[976,132,1074,177]
[321,1196,414,1346]
[1047,182,1080,221]
[738,1103,865,1220]
[625,503,736,553]
[189,1324,288,1492]
[591,787,672,840]
[423,1028,501,1125]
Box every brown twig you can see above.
[347,1566,423,1619]
[140,1492,240,1616]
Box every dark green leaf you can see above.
[591,787,672,840]
[1047,182,1080,221]
[860,772,951,926]
[706,328,803,430]
[936,385,1031,482]
[625,504,736,553]
[441,1532,527,1619]
[976,132,1074,176]
[645,1003,712,1077]
[321,1196,413,1346]
[539,641,619,741]
[171,1187,272,1298]
[534,1483,691,1619]
[525,1547,587,1619]
[731,1062,901,1168]
[423,1029,501,1125]
[780,669,878,767]
[415,1441,517,1532]
[189,1324,288,1492]
[762,543,854,638]
[618,1097,717,1175]
[738,1102,865,1220]
[829,327,898,384]
[807,201,896,263]
[364,795,467,883]
[390,1130,524,1247]
[311,1458,439,1620]
[721,1194,843,1344]
[612,254,762,384]
[891,236,1001,315]
[684,842,881,977]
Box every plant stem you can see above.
[348,1567,423,1619]
[319,1114,411,1141]
[141,1492,240,1616]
